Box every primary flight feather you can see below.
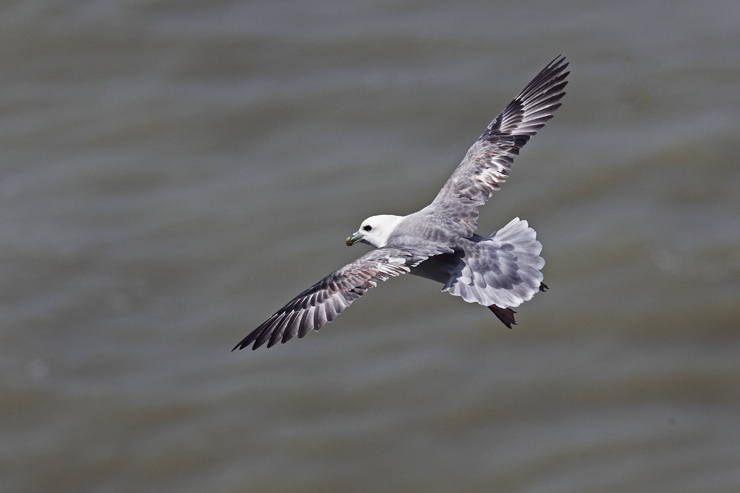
[234,55,569,351]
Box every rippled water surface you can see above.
[2,1,740,492]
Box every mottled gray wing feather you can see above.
[430,55,569,237]
[233,247,429,350]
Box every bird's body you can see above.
[234,56,569,351]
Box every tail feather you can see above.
[444,217,545,309]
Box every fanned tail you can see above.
[444,217,545,310]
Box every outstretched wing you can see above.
[233,247,428,350]
[429,55,569,237]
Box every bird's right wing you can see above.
[233,247,429,350]
[429,56,569,237]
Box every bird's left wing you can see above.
[233,247,428,350]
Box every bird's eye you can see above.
[363,225,372,232]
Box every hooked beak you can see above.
[345,231,363,246]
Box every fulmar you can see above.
[234,56,569,351]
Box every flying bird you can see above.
[234,56,568,351]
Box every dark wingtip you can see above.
[232,331,260,352]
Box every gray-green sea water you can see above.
[2,1,740,492]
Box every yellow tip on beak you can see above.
[346,231,363,246]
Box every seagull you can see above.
[234,56,568,351]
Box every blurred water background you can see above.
[2,1,740,492]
